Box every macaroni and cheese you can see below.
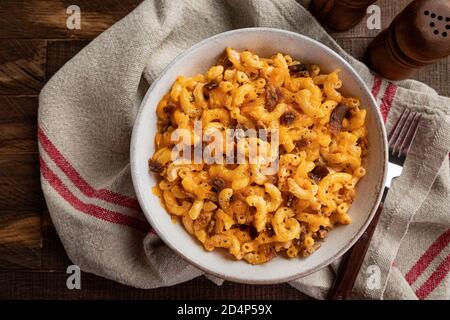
[149,48,368,264]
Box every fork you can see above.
[328,108,421,300]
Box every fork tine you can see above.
[388,108,408,142]
[389,109,421,158]
[399,112,421,156]
[391,110,415,157]
[388,108,410,151]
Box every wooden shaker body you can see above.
[310,0,378,31]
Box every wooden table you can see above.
[0,0,448,299]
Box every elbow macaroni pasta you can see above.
[149,48,368,264]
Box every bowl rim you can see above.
[130,27,388,284]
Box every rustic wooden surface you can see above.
[0,0,448,300]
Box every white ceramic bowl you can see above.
[131,28,387,284]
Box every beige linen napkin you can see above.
[38,0,450,299]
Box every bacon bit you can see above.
[330,103,349,135]
[292,102,302,111]
[209,177,226,192]
[293,228,307,247]
[276,87,284,101]
[266,225,275,237]
[148,159,164,173]
[217,54,233,69]
[206,218,216,234]
[255,123,265,131]
[258,243,277,261]
[249,72,259,81]
[205,80,219,91]
[163,103,176,114]
[158,118,172,132]
[358,135,369,151]
[226,163,239,170]
[308,161,329,183]
[280,111,296,125]
[295,139,310,149]
[288,63,309,77]
[266,175,278,185]
[248,225,258,239]
[203,80,219,99]
[238,224,257,238]
[285,193,294,207]
[345,109,353,119]
[313,227,328,240]
[299,225,307,242]
[265,86,283,111]
[301,242,321,256]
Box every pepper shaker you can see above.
[366,0,450,80]
[310,0,378,31]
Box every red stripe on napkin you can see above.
[415,254,450,299]
[379,83,397,122]
[371,75,382,99]
[38,128,141,211]
[405,229,450,284]
[40,156,151,233]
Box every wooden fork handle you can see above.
[328,204,384,300]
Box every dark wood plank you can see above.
[0,96,38,154]
[41,210,72,270]
[0,0,142,39]
[0,211,41,269]
[0,154,45,211]
[0,40,46,95]
[336,37,450,97]
[46,40,89,81]
[0,272,309,299]
[0,0,407,40]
